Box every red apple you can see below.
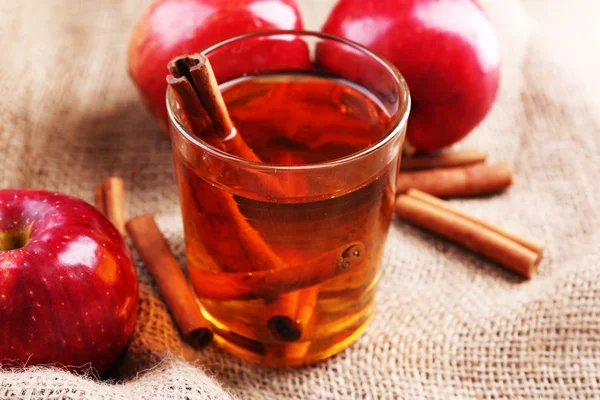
[322,0,501,152]
[205,33,312,85]
[128,0,305,133]
[0,189,138,375]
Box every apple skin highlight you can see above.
[0,189,138,375]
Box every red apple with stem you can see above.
[323,0,501,152]
[0,189,138,375]
[128,0,305,133]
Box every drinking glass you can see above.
[167,31,410,367]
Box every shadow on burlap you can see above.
[1,0,599,398]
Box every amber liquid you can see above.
[174,74,398,367]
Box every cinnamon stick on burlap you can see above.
[126,214,213,348]
[395,189,543,278]
[396,163,513,198]
[94,177,126,235]
[94,181,212,347]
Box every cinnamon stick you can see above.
[104,177,126,236]
[264,241,363,342]
[188,242,364,302]
[266,291,301,341]
[168,56,286,268]
[262,151,319,343]
[167,53,310,343]
[94,177,126,235]
[126,214,213,348]
[166,74,212,136]
[189,56,234,136]
[168,54,263,163]
[396,163,513,198]
[265,290,318,364]
[395,190,542,278]
[408,189,544,254]
[400,148,487,171]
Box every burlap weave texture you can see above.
[1,0,599,398]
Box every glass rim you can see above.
[166,29,411,172]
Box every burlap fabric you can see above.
[1,0,599,398]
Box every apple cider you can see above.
[167,32,409,367]
[172,74,394,366]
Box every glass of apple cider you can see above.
[167,31,410,367]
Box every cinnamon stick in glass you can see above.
[396,163,513,198]
[166,74,212,136]
[264,242,364,341]
[261,151,320,344]
[395,189,542,278]
[265,288,319,365]
[167,53,310,342]
[168,55,266,163]
[126,214,213,348]
[188,242,364,301]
